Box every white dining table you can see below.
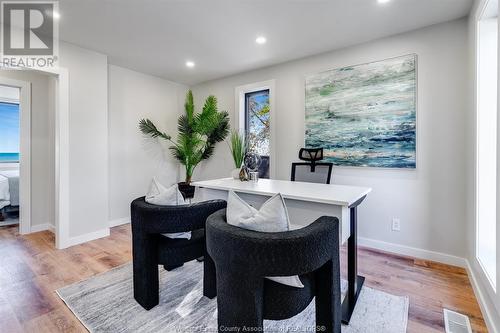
[192,177,372,324]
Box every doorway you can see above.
[0,85,21,227]
[0,65,69,248]
[0,78,30,234]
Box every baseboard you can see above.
[62,228,110,248]
[358,237,467,268]
[58,218,128,248]
[465,260,500,333]
[109,217,130,227]
[30,223,55,233]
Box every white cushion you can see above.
[227,190,290,232]
[146,178,185,205]
[145,178,191,240]
[226,191,303,288]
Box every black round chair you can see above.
[131,197,226,310]
[205,209,341,333]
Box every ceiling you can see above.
[57,0,473,85]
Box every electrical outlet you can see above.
[392,218,401,231]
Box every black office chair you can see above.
[205,209,342,333]
[130,197,227,310]
[291,148,333,184]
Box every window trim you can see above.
[476,13,498,291]
[473,0,499,299]
[235,80,276,179]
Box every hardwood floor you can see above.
[0,224,487,332]
[352,249,487,333]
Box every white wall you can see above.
[0,43,185,244]
[192,19,469,259]
[108,65,187,222]
[0,70,56,229]
[0,44,183,244]
[0,43,109,244]
[59,42,109,238]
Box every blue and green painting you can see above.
[305,54,416,168]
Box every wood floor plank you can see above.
[0,224,488,332]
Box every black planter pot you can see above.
[178,182,195,199]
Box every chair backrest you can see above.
[131,197,227,234]
[206,209,339,277]
[298,148,323,162]
[291,162,333,184]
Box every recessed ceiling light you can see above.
[185,61,195,68]
[377,0,391,4]
[255,36,267,45]
[53,11,60,19]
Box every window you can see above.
[0,101,20,163]
[476,0,498,289]
[245,89,270,178]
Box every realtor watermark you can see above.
[1,1,59,69]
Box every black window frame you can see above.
[244,89,270,137]
[244,89,270,178]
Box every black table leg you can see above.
[341,196,366,324]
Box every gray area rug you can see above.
[57,261,408,333]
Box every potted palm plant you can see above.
[228,130,247,179]
[139,90,230,198]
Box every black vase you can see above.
[178,182,195,199]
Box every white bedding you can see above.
[0,169,19,210]
[0,174,10,209]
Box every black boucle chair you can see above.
[205,209,341,333]
[131,197,226,310]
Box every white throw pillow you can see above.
[226,191,303,288]
[146,178,186,206]
[145,178,191,240]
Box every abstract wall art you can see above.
[305,54,417,168]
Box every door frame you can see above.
[41,67,69,249]
[0,65,69,248]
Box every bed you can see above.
[0,169,19,210]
